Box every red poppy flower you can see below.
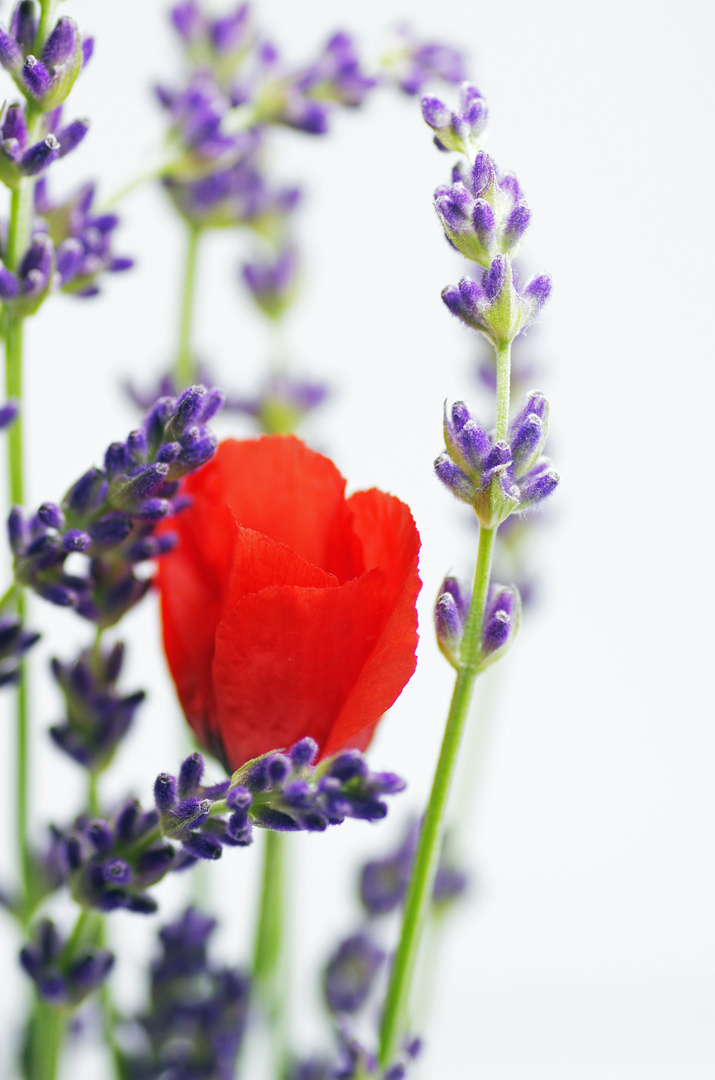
[157,436,421,770]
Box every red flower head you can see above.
[157,436,421,771]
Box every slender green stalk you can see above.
[4,111,42,912]
[251,830,287,1074]
[31,1001,64,1080]
[380,335,515,1066]
[495,340,512,440]
[378,523,496,1068]
[36,0,60,52]
[175,223,201,388]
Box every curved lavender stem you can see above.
[378,521,497,1068]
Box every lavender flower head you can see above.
[383,25,467,96]
[227,371,328,434]
[442,254,551,348]
[241,243,298,318]
[8,385,223,625]
[0,6,93,111]
[34,178,133,297]
[435,574,521,671]
[435,151,532,266]
[20,918,113,1006]
[422,82,488,157]
[434,394,559,526]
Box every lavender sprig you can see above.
[118,907,251,1080]
[20,917,113,1007]
[8,385,222,626]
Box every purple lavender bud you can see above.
[0,400,19,430]
[178,751,204,797]
[327,750,368,782]
[11,3,37,55]
[483,253,508,301]
[503,202,531,249]
[81,37,93,67]
[171,1,203,42]
[22,54,51,98]
[125,894,157,915]
[323,933,385,1014]
[290,736,318,769]
[515,459,559,511]
[103,858,131,885]
[61,529,90,553]
[182,832,223,860]
[421,94,451,130]
[0,26,23,75]
[523,273,552,314]
[65,467,106,516]
[86,514,132,550]
[479,584,521,668]
[42,17,77,68]
[55,238,83,284]
[19,133,59,175]
[267,752,291,786]
[155,773,178,813]
[434,454,477,503]
[0,263,19,299]
[165,385,206,438]
[36,502,63,529]
[508,391,549,476]
[135,845,176,878]
[55,118,89,157]
[434,575,471,668]
[226,785,252,811]
[2,104,27,148]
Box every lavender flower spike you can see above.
[422,82,488,158]
[434,151,532,267]
[442,254,551,347]
[434,575,471,669]
[435,396,559,525]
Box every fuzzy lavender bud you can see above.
[323,933,385,1014]
[20,918,114,1006]
[435,397,558,524]
[434,575,470,668]
[49,642,145,772]
[480,583,521,667]
[434,152,532,266]
[422,82,488,156]
[442,254,551,348]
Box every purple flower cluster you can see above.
[20,917,113,1006]
[435,576,521,671]
[385,25,467,96]
[422,82,488,156]
[0,9,92,111]
[241,243,297,318]
[442,254,551,348]
[435,395,559,527]
[0,612,39,687]
[119,907,250,1080]
[227,371,329,434]
[35,178,133,297]
[0,231,53,315]
[8,386,222,626]
[49,642,145,773]
[47,739,405,917]
[360,821,468,916]
[291,1028,422,1080]
[435,151,531,266]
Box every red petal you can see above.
[158,503,236,748]
[211,569,390,768]
[186,437,365,582]
[321,490,421,755]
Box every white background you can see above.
[0,0,714,1077]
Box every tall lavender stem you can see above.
[175,222,201,387]
[251,829,288,1075]
[379,520,497,1067]
[3,107,42,909]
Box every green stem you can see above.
[35,0,60,52]
[495,340,512,441]
[378,524,497,1069]
[31,1001,64,1080]
[4,117,41,913]
[175,223,201,388]
[251,830,287,1073]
